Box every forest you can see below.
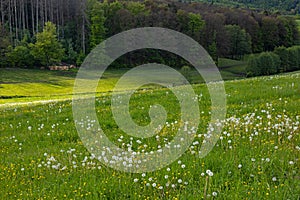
[0,0,299,72]
[194,0,300,14]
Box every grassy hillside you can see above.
[0,62,247,104]
[0,69,299,199]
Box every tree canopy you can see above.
[30,22,64,66]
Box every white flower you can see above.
[142,173,146,177]
[133,178,139,183]
[265,158,270,162]
[238,164,242,169]
[289,161,294,165]
[48,156,56,162]
[164,175,168,179]
[178,179,182,183]
[272,177,277,182]
[167,168,171,172]
[152,183,156,187]
[181,164,186,169]
[206,170,213,177]
[158,186,163,190]
[201,172,205,176]
[21,168,25,171]
[52,165,59,170]
[212,192,218,197]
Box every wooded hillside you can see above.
[0,0,298,68]
[192,0,300,13]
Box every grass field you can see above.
[0,66,299,199]
[0,60,247,104]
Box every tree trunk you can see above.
[8,0,13,43]
[31,0,35,34]
[36,0,39,33]
[0,0,4,25]
[14,0,18,42]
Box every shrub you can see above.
[286,46,299,71]
[6,45,34,68]
[247,52,280,76]
[274,46,289,72]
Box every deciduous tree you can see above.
[30,21,64,66]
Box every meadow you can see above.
[0,67,299,199]
[0,58,247,105]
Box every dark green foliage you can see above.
[88,0,106,49]
[0,24,10,68]
[225,25,252,59]
[274,46,289,72]
[6,45,34,68]
[247,52,280,76]
[62,39,78,64]
[193,0,300,14]
[261,17,279,51]
[0,0,299,71]
[286,46,300,71]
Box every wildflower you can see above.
[272,177,277,182]
[133,178,139,183]
[238,164,242,169]
[212,192,218,196]
[206,170,213,177]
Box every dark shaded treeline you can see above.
[192,0,300,14]
[0,0,298,68]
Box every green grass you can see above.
[0,68,129,104]
[0,68,299,199]
[0,61,248,104]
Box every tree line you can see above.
[0,0,299,69]
[247,46,300,76]
[193,0,300,14]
